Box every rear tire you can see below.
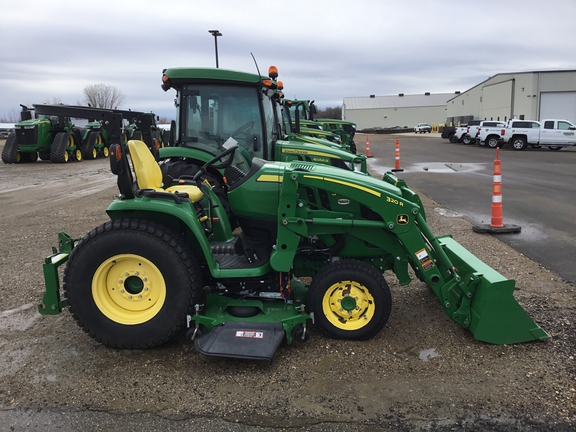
[26,152,38,163]
[1,133,19,164]
[50,132,72,163]
[309,259,392,340]
[448,133,458,143]
[548,146,562,151]
[511,137,527,150]
[462,136,473,145]
[63,218,203,349]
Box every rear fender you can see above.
[106,198,218,272]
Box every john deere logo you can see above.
[338,199,350,205]
[397,214,409,225]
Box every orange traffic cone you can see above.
[365,136,373,158]
[490,149,503,228]
[391,138,403,172]
[472,148,521,234]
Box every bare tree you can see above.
[44,97,63,105]
[83,84,126,109]
[316,106,342,119]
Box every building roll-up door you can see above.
[540,92,576,123]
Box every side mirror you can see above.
[169,120,176,146]
[109,144,124,175]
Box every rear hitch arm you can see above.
[38,233,78,315]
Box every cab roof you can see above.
[163,67,262,86]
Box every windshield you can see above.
[288,103,307,121]
[180,84,267,167]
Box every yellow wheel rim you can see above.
[75,149,82,161]
[96,134,103,144]
[92,254,166,325]
[321,280,375,331]
[102,146,110,157]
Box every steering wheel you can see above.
[192,145,238,181]
[231,120,254,139]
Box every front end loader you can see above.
[40,138,548,362]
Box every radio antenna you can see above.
[250,52,262,79]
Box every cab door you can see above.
[556,120,576,145]
[526,121,541,143]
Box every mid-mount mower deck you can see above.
[39,66,548,362]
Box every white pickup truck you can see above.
[476,121,507,148]
[452,120,482,144]
[501,119,576,150]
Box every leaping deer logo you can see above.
[397,214,409,225]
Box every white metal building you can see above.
[446,69,576,125]
[342,93,455,130]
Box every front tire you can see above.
[63,218,203,349]
[81,131,98,160]
[1,133,19,164]
[486,135,500,149]
[308,259,392,340]
[349,140,357,154]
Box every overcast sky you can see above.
[1,0,575,121]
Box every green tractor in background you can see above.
[315,118,357,154]
[2,105,86,163]
[39,67,548,362]
[284,99,357,154]
[1,104,160,164]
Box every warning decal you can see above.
[415,248,435,271]
[235,330,264,339]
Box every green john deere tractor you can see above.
[315,118,357,154]
[2,104,159,164]
[284,99,356,154]
[40,109,548,361]
[1,105,85,164]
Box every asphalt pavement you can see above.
[361,132,576,284]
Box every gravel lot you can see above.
[0,138,574,431]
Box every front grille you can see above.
[16,126,38,145]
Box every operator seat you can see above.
[127,140,203,202]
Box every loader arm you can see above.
[271,166,548,345]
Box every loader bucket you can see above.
[437,236,549,344]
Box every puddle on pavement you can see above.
[0,303,41,331]
[419,348,441,362]
[367,159,487,174]
[434,207,466,218]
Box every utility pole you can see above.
[208,30,222,68]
